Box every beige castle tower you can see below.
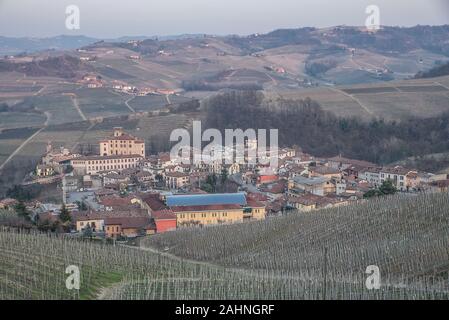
[99,127,145,157]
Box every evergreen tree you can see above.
[15,200,30,220]
[59,204,71,223]
[379,179,397,195]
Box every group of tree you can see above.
[200,169,237,193]
[4,201,73,233]
[202,90,449,169]
[6,184,43,201]
[363,180,397,198]
[415,61,449,79]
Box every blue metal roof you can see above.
[166,193,247,207]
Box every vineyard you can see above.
[144,192,449,299]
[0,192,449,299]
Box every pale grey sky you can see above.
[0,0,448,38]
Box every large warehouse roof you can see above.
[166,193,247,207]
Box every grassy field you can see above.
[0,112,46,130]
[277,75,449,120]
[127,95,168,112]
[0,127,39,166]
[74,88,131,119]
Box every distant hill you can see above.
[0,54,89,78]
[0,34,208,56]
[0,35,99,56]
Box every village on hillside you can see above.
[1,127,448,240]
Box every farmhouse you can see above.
[288,176,332,196]
[36,164,54,177]
[73,210,153,238]
[379,166,414,191]
[104,216,154,238]
[165,172,190,190]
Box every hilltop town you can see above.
[1,126,448,240]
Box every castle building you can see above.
[99,127,145,157]
[70,128,145,175]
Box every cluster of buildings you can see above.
[3,127,449,239]
[77,74,103,88]
[70,192,265,238]
[111,81,176,96]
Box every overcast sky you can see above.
[0,0,448,38]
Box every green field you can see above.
[127,95,168,112]
[0,127,39,166]
[0,112,46,129]
[75,88,131,119]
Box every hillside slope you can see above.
[1,193,449,299]
[144,192,449,291]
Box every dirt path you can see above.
[65,93,87,121]
[329,87,374,116]
[264,72,278,86]
[125,96,136,113]
[434,81,449,91]
[0,111,50,171]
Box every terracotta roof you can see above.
[259,180,287,194]
[73,154,143,161]
[104,173,129,180]
[152,209,177,220]
[381,166,411,175]
[312,166,341,175]
[105,216,151,229]
[101,134,144,142]
[328,156,376,168]
[246,198,265,208]
[99,195,136,207]
[288,194,322,206]
[165,172,189,178]
[73,210,147,221]
[141,193,168,211]
[247,192,269,202]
